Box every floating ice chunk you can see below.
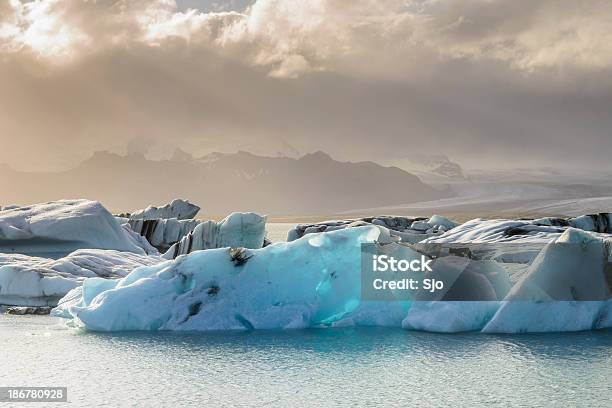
[54,227,411,332]
[424,219,567,264]
[0,263,80,307]
[427,215,458,230]
[567,214,612,233]
[129,199,200,221]
[424,219,554,244]
[287,216,446,243]
[0,250,162,307]
[217,212,267,248]
[502,228,608,301]
[163,213,267,259]
[482,228,612,333]
[0,200,153,258]
[429,214,612,245]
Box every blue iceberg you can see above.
[53,226,612,333]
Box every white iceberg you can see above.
[427,214,612,246]
[0,249,161,306]
[483,228,612,333]
[287,215,455,244]
[129,199,200,221]
[0,200,154,258]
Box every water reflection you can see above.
[3,317,611,407]
[85,326,612,363]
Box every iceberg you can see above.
[400,257,512,332]
[163,212,267,259]
[0,200,154,258]
[128,199,200,221]
[423,218,580,264]
[427,214,612,245]
[123,210,266,256]
[126,218,200,252]
[0,249,161,306]
[53,226,410,331]
[482,228,612,333]
[287,215,457,244]
[52,224,612,334]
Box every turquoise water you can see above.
[1,315,611,407]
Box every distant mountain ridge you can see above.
[388,153,465,181]
[0,151,445,215]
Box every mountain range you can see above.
[0,151,445,215]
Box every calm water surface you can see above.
[266,222,297,243]
[1,315,611,407]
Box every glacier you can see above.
[51,226,612,333]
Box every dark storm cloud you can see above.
[0,0,611,170]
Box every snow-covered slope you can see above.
[387,154,465,180]
[343,169,612,217]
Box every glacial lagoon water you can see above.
[1,315,611,407]
[2,223,612,407]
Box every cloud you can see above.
[3,0,612,75]
[0,0,611,171]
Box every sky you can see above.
[1,0,612,171]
